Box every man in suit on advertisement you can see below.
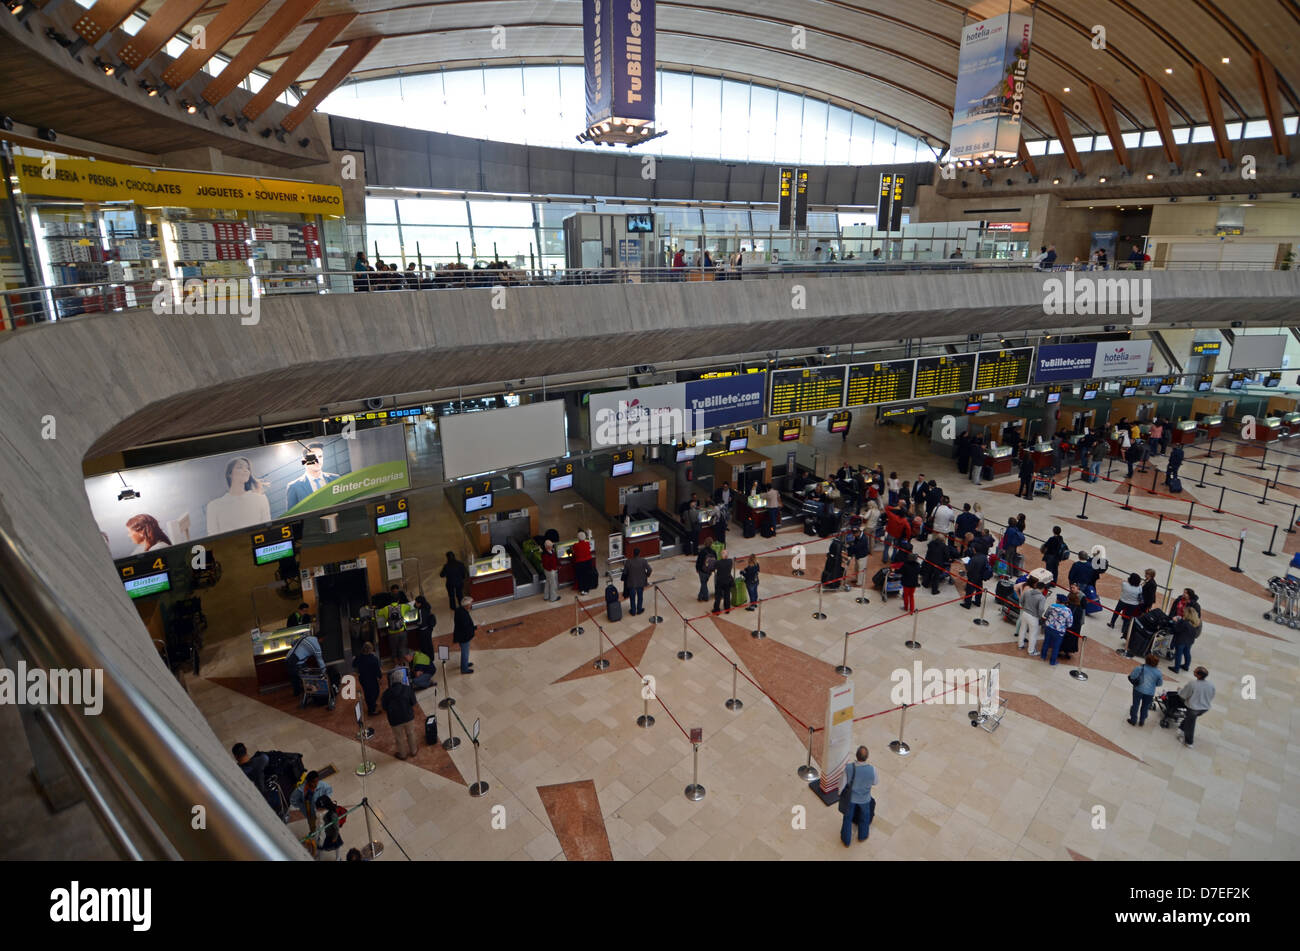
[286,442,340,511]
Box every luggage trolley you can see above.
[1264,577,1287,623]
[299,664,337,711]
[969,663,1008,732]
[1032,467,1056,500]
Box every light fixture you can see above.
[1052,177,1061,184]
[298,137,310,148]
[1164,67,1174,74]
[7,0,24,14]
[38,127,56,142]
[116,473,139,502]
[1209,194,1217,201]
[1098,176,1107,183]
[93,57,114,75]
[1145,172,1155,180]
[181,100,197,114]
[1063,86,1071,93]
[1221,57,1230,64]
[1,116,12,131]
[1194,169,1203,177]
[220,114,235,127]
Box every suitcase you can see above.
[732,577,748,607]
[1168,475,1183,494]
[996,579,1018,622]
[606,597,623,622]
[804,517,818,536]
[982,465,994,480]
[425,714,439,745]
[883,571,903,596]
[743,517,756,538]
[1125,625,1155,658]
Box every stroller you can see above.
[1156,691,1187,729]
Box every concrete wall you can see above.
[0,269,1297,852]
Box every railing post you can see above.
[1258,446,1268,471]
[1122,481,1133,511]
[1230,534,1245,573]
[1287,503,1298,535]
[835,632,853,675]
[677,618,693,661]
[1062,465,1073,492]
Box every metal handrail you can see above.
[0,528,303,860]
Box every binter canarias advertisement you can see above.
[87,427,410,560]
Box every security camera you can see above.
[117,488,140,501]
[301,452,319,466]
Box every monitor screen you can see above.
[611,460,634,477]
[376,512,408,534]
[727,437,749,451]
[124,571,170,599]
[965,402,981,414]
[1121,386,1136,397]
[253,539,295,564]
[1265,375,1281,388]
[1157,384,1173,395]
[626,214,654,233]
[464,492,493,514]
[1004,397,1021,409]
[548,473,574,492]
[1082,389,1098,401]
[1196,380,1211,392]
[1046,391,1061,404]
[675,448,696,462]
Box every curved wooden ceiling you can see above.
[137,0,1300,147]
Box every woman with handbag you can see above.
[837,746,877,847]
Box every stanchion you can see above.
[855,565,871,605]
[973,588,990,627]
[1206,435,1216,459]
[1213,485,1226,513]
[1259,478,1270,505]
[1273,463,1283,489]
[1149,513,1164,546]
[468,720,489,797]
[1258,446,1268,471]
[1062,465,1073,491]
[1263,525,1279,557]
[592,627,610,670]
[1287,503,1298,535]
[906,605,923,648]
[1230,535,1245,573]
[676,618,693,660]
[684,741,706,801]
[751,598,766,639]
[359,798,384,860]
[570,595,584,636]
[1106,457,1115,479]
[811,582,826,620]
[1122,480,1133,511]
[1069,634,1089,682]
[835,632,853,675]
[1150,467,1159,494]
[889,703,911,756]
[796,726,820,780]
[1077,490,1090,520]
[649,584,663,624]
[354,702,376,777]
[1182,501,1196,530]
[1215,449,1226,477]
[442,700,461,751]
[636,695,655,728]
[1196,462,1208,488]
[725,663,743,711]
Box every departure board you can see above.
[913,354,976,399]
[974,347,1034,391]
[769,366,846,415]
[846,359,915,407]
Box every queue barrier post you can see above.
[1287,503,1298,536]
[1182,501,1196,531]
[1150,467,1159,495]
[906,605,923,648]
[889,703,911,756]
[1216,451,1226,477]
[1260,477,1270,506]
[468,727,489,798]
[684,741,706,801]
[570,595,584,636]
[1206,435,1215,459]
[442,700,460,751]
[1214,485,1227,514]
[1063,466,1073,492]
[677,618,693,661]
[796,726,819,781]
[593,625,610,670]
[1196,462,1208,489]
[1258,446,1268,472]
[812,582,826,621]
[725,662,743,711]
[1230,535,1245,574]
[1149,513,1165,546]
[1122,480,1133,512]
[1069,632,1089,682]
[835,631,853,675]
[1263,525,1279,558]
[752,598,766,639]
[1274,463,1283,490]
[1078,490,1090,520]
[649,585,663,624]
[636,693,655,728]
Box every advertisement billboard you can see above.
[584,0,654,128]
[949,10,1034,160]
[87,426,410,560]
[1092,340,1152,379]
[589,373,767,446]
[583,0,614,127]
[1034,343,1097,383]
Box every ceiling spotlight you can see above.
[298,137,310,148]
[1194,169,1204,177]
[1052,177,1061,185]
[1209,194,1217,201]
[1221,57,1230,64]
[1164,67,1174,74]
[181,99,197,114]
[93,57,114,75]
[220,114,235,127]
[8,0,24,13]
[1062,86,1071,93]
[117,487,140,502]
[1145,172,1155,180]
[1248,192,1258,200]
[37,127,56,142]
[1098,176,1107,183]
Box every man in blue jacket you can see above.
[837,746,878,846]
[1127,654,1163,726]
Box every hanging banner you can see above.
[613,0,655,123]
[12,155,344,216]
[583,0,615,127]
[589,374,768,446]
[949,7,1034,161]
[818,681,855,796]
[1034,343,1098,383]
[1092,339,1153,379]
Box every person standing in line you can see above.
[1016,451,1035,500]
[886,471,901,506]
[899,552,921,614]
[961,547,989,610]
[1165,443,1185,487]
[352,641,383,715]
[541,539,561,602]
[1000,517,1025,571]
[1068,550,1095,589]
[572,530,598,594]
[837,746,877,847]
[742,554,761,611]
[380,669,419,761]
[684,498,701,556]
[622,547,652,616]
[1177,667,1215,747]
[1160,420,1173,456]
[712,549,735,615]
[1127,654,1163,726]
[452,596,476,674]
[1040,594,1073,665]
[440,551,467,611]
[1014,578,1046,654]
[1148,420,1164,458]
[412,595,435,657]
[1140,568,1159,615]
[1109,572,1145,636]
[955,432,971,475]
[1089,437,1107,482]
[1169,605,1201,674]
[695,545,717,602]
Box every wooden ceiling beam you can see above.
[1139,73,1182,169]
[1017,139,1037,178]
[71,0,147,45]
[1193,64,1232,165]
[115,0,207,71]
[200,0,323,106]
[158,0,269,90]
[1252,52,1291,161]
[279,36,381,132]
[1040,92,1083,174]
[239,14,355,122]
[1088,82,1130,172]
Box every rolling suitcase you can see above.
[605,584,623,622]
[804,517,818,536]
[425,714,439,745]
[1168,475,1183,494]
[1126,607,1168,657]
[996,579,1018,622]
[743,516,757,538]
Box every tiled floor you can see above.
[192,419,1300,861]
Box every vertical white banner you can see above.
[819,681,855,794]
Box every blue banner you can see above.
[685,374,767,429]
[1034,343,1095,383]
[611,0,655,122]
[583,0,614,127]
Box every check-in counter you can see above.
[251,623,311,693]
[986,444,1014,477]
[1282,412,1300,437]
[1254,417,1284,443]
[467,551,515,603]
[375,602,420,654]
[1197,415,1223,440]
[1172,419,1199,445]
[624,517,660,557]
[552,535,588,586]
[1029,440,1055,471]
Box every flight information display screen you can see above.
[769,366,846,415]
[913,354,976,400]
[846,359,915,407]
[974,347,1034,390]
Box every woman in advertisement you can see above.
[205,456,271,536]
[126,514,172,553]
